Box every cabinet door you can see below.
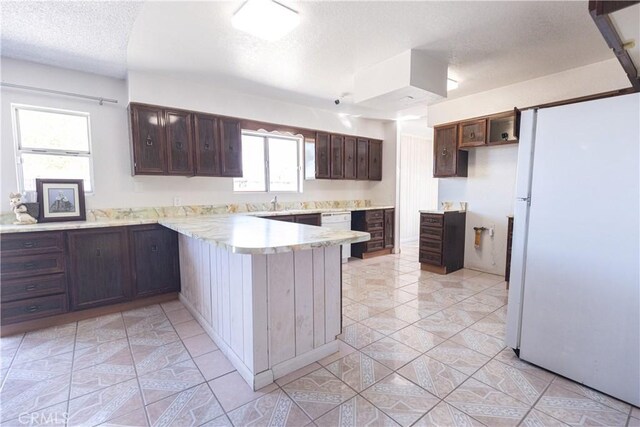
[384,209,394,248]
[459,119,486,148]
[130,225,179,297]
[165,110,194,175]
[295,214,321,226]
[219,118,243,177]
[343,136,356,179]
[330,134,344,179]
[315,132,330,178]
[130,104,166,174]
[434,125,468,177]
[356,138,369,180]
[368,140,382,181]
[194,114,221,176]
[67,228,131,310]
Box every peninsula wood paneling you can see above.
[312,248,326,348]
[267,252,296,366]
[294,250,314,355]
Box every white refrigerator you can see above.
[506,93,640,406]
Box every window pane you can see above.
[17,108,90,152]
[268,137,299,192]
[21,153,92,192]
[233,135,266,192]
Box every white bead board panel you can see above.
[178,235,342,388]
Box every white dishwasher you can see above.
[321,212,352,263]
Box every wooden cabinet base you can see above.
[420,263,450,275]
[359,248,393,259]
[0,292,178,337]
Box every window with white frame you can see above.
[13,105,94,193]
[233,131,302,192]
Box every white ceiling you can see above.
[0,1,627,118]
[1,1,143,78]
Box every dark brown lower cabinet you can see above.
[130,225,180,297]
[267,213,322,226]
[351,209,394,259]
[419,211,466,274]
[67,228,132,311]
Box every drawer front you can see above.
[419,251,442,266]
[366,221,384,231]
[1,274,67,302]
[421,226,443,241]
[1,253,65,280]
[1,294,68,325]
[420,239,442,254]
[365,210,383,222]
[370,230,384,241]
[365,240,385,252]
[420,214,443,227]
[1,232,64,256]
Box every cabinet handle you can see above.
[146,136,153,146]
[229,145,233,151]
[25,305,40,313]
[204,143,210,150]
[470,132,475,139]
[23,262,36,269]
[96,248,101,257]
[23,241,35,248]
[176,141,183,150]
[151,244,158,252]
[442,148,448,156]
[25,284,38,291]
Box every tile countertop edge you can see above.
[158,216,371,255]
[0,206,395,234]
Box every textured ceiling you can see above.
[0,1,621,117]
[1,1,143,78]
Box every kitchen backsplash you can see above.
[0,199,371,224]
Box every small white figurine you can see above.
[9,192,37,225]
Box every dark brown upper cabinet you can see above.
[130,104,166,174]
[67,228,132,311]
[343,136,357,180]
[356,138,369,180]
[434,124,468,178]
[330,134,344,179]
[218,118,243,177]
[194,114,221,176]
[368,139,383,181]
[315,132,331,179]
[165,110,194,175]
[459,119,487,148]
[487,108,521,145]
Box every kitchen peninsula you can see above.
[158,215,370,390]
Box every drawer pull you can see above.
[23,242,36,248]
[25,284,38,291]
[25,305,40,313]
[146,136,153,146]
[96,248,101,257]
[151,244,158,252]
[23,262,36,269]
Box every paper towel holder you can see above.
[473,227,487,248]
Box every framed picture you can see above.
[36,179,86,223]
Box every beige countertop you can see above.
[159,215,370,254]
[419,209,466,214]
[0,206,394,234]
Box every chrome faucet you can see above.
[270,196,278,211]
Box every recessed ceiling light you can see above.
[395,115,421,122]
[232,0,300,41]
[447,78,459,91]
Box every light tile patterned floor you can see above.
[1,242,638,426]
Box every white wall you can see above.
[428,58,630,274]
[398,120,438,243]
[0,58,392,211]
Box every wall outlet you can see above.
[173,197,182,207]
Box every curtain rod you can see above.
[0,82,118,105]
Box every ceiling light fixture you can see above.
[232,0,300,41]
[447,78,459,91]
